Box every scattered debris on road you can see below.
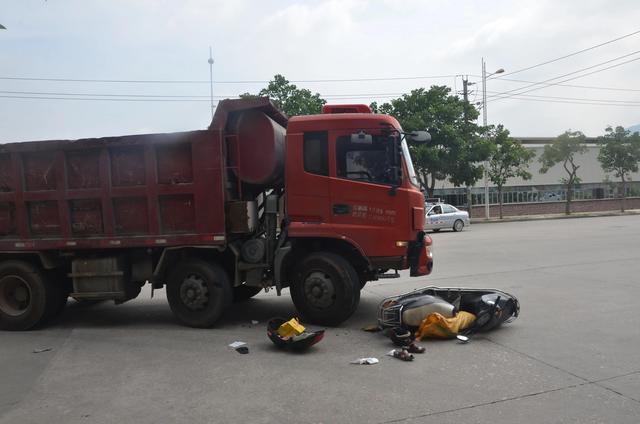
[386,327,425,354]
[387,349,414,361]
[229,341,249,354]
[456,335,470,344]
[32,347,52,354]
[350,357,379,365]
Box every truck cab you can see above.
[279,104,433,324]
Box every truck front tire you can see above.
[0,261,57,331]
[166,260,232,328]
[290,252,360,326]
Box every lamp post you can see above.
[481,58,504,219]
[208,46,215,120]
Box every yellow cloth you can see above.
[277,318,305,338]
[414,311,476,340]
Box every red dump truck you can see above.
[0,98,432,330]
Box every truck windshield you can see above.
[401,138,419,187]
[336,135,395,185]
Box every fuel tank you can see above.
[231,109,285,187]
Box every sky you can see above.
[1,0,639,142]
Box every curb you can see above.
[470,209,640,224]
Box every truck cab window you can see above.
[303,132,329,176]
[336,135,395,185]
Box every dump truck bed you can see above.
[0,130,226,251]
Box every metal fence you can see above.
[435,182,639,208]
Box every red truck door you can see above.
[286,131,332,224]
[328,131,410,257]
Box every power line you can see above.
[0,93,406,102]
[486,49,640,98]
[489,56,640,102]
[4,91,639,108]
[490,29,640,79]
[487,95,640,107]
[484,90,640,104]
[0,74,460,85]
[0,92,403,101]
[4,85,640,101]
[0,95,215,102]
[0,90,213,98]
[486,51,640,101]
[3,86,640,105]
[0,89,414,99]
[491,77,640,93]
[6,72,638,94]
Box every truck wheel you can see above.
[290,252,360,326]
[166,260,232,328]
[232,285,263,302]
[0,261,56,331]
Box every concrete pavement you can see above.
[1,215,639,423]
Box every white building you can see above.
[433,137,640,207]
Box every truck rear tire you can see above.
[0,261,57,331]
[166,260,232,328]
[232,285,263,302]
[290,252,360,326]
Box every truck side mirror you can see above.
[407,130,431,143]
[391,135,403,182]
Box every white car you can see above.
[425,203,470,232]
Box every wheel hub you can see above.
[179,275,209,311]
[0,276,31,317]
[303,272,335,309]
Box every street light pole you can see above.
[208,46,215,120]
[481,58,504,220]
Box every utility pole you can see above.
[482,58,490,219]
[208,46,215,120]
[480,59,505,220]
[462,75,473,218]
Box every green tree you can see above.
[597,126,640,212]
[486,125,535,219]
[377,86,490,197]
[240,74,325,117]
[539,130,587,215]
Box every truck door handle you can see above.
[332,204,351,215]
